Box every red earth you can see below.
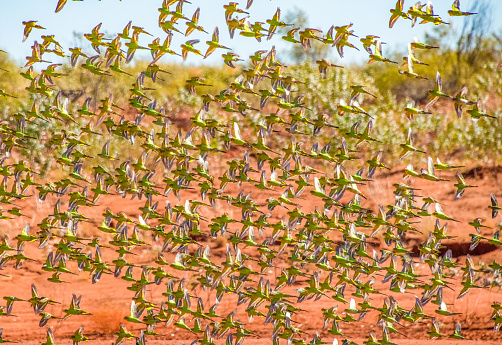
[1,162,502,344]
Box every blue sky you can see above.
[0,0,500,66]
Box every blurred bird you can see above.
[425,72,451,110]
[316,59,343,79]
[449,0,477,16]
[389,0,410,28]
[22,21,45,42]
[368,40,397,64]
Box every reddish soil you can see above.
[0,161,502,344]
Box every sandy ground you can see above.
[0,161,502,344]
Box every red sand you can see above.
[0,164,501,344]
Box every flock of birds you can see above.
[0,0,501,344]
